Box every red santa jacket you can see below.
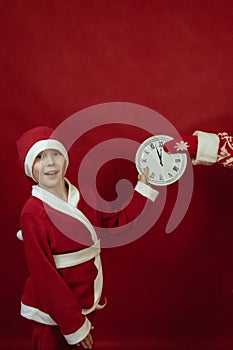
[19,180,158,345]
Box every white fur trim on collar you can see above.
[31,184,98,244]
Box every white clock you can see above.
[135,135,187,186]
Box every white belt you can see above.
[53,240,101,269]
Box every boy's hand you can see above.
[138,167,149,185]
[77,330,94,349]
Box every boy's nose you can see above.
[46,154,55,165]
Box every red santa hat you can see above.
[16,126,69,181]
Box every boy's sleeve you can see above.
[134,181,159,202]
[21,213,91,345]
[100,182,159,228]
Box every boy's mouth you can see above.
[44,170,59,176]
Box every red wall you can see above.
[1,1,232,349]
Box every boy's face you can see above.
[32,149,66,190]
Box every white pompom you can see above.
[16,230,24,241]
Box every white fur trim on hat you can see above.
[24,139,69,180]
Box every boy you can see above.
[16,126,158,350]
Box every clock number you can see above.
[149,172,155,179]
[173,166,179,172]
[141,158,147,163]
[159,175,164,181]
[175,158,181,163]
[168,173,173,178]
[150,142,155,149]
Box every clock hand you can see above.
[159,146,163,166]
[155,146,163,166]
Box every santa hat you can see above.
[16,126,69,181]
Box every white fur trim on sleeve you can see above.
[192,131,220,165]
[134,181,159,202]
[64,317,92,345]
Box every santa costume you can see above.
[16,126,158,350]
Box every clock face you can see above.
[135,135,187,186]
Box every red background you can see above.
[0,1,232,349]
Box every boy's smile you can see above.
[44,170,59,176]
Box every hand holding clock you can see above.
[164,132,233,169]
[138,167,150,184]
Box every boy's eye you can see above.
[35,150,62,159]
[54,151,61,156]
